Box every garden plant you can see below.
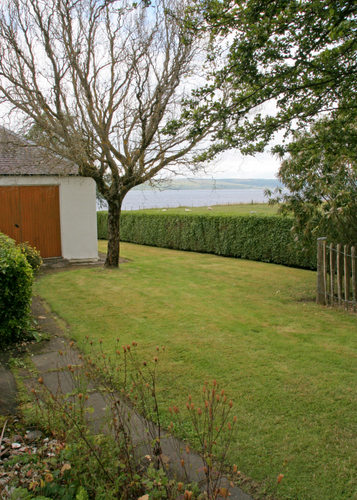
[2,340,241,500]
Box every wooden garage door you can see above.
[0,185,62,258]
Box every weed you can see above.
[16,340,239,499]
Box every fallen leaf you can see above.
[160,454,170,464]
[61,463,71,474]
[138,495,149,500]
[38,316,46,319]
[29,481,38,491]
[217,487,230,498]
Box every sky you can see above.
[205,149,280,180]
[186,99,284,180]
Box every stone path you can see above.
[0,353,17,416]
[1,259,253,500]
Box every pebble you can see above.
[25,430,44,442]
[11,443,21,449]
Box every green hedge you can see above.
[97,211,317,269]
[0,232,34,346]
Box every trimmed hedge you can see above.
[0,232,34,346]
[97,211,109,240]
[97,211,317,269]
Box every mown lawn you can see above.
[126,202,278,216]
[35,242,357,500]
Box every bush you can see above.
[19,242,43,273]
[0,231,15,249]
[0,234,34,346]
[97,211,318,269]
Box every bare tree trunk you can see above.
[105,200,122,268]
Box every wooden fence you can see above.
[316,237,357,311]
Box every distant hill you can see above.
[133,178,282,191]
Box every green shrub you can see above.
[0,232,15,249]
[19,242,43,273]
[0,236,34,346]
[97,211,318,269]
[9,488,51,500]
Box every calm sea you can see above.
[98,188,270,211]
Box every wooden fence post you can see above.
[317,237,327,304]
[344,245,351,310]
[337,244,343,306]
[352,246,356,312]
[330,243,335,307]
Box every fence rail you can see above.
[316,238,357,311]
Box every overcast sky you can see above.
[186,100,284,180]
[206,150,280,179]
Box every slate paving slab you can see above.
[37,336,69,353]
[0,358,17,416]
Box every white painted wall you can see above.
[0,176,98,261]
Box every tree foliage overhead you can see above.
[0,0,221,267]
[190,0,357,157]
[189,0,357,246]
[269,111,357,245]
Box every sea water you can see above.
[98,188,270,211]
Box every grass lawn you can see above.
[34,242,357,500]
[124,202,279,216]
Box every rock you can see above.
[9,450,22,456]
[25,430,44,442]
[11,443,21,449]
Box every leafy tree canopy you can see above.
[268,110,357,245]
[189,0,357,158]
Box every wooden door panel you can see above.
[0,186,21,242]
[0,185,62,258]
[20,186,62,258]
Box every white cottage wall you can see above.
[0,176,98,262]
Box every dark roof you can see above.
[0,128,78,176]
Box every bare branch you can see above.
[0,0,217,266]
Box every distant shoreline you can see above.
[132,178,282,191]
[97,187,276,211]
